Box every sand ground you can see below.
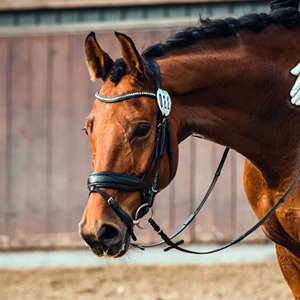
[0,262,293,300]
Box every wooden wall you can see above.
[0,24,267,250]
[0,0,263,10]
[0,2,269,28]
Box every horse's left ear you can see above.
[115,31,146,80]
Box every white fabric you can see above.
[290,62,300,105]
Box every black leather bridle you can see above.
[87,57,174,241]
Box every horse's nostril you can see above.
[80,230,94,248]
[97,225,120,246]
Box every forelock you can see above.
[110,58,127,84]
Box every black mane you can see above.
[110,8,300,83]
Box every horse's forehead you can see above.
[90,97,156,127]
[90,100,124,121]
[100,74,142,95]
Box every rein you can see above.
[131,146,230,250]
[147,170,300,254]
[87,56,300,254]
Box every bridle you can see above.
[87,57,174,241]
[87,56,300,254]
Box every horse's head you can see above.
[79,32,179,257]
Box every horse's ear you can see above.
[115,31,146,80]
[85,32,114,81]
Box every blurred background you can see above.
[0,0,271,252]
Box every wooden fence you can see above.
[0,23,267,250]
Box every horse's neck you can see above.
[158,33,300,186]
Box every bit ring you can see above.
[133,204,155,229]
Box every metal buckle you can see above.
[156,88,171,116]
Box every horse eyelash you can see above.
[82,127,88,135]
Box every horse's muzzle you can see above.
[79,223,130,257]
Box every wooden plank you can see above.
[230,150,237,239]
[0,0,254,11]
[8,36,31,240]
[193,139,218,242]
[26,35,50,235]
[0,38,7,236]
[172,138,193,232]
[210,144,234,241]
[48,34,71,234]
[189,137,212,241]
[67,33,93,233]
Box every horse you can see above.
[79,8,300,298]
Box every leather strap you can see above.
[89,186,137,241]
[88,172,149,198]
[144,57,163,89]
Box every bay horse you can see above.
[79,8,300,298]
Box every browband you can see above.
[95,91,156,103]
[94,57,171,117]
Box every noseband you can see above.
[87,57,173,240]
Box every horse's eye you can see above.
[133,123,151,138]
